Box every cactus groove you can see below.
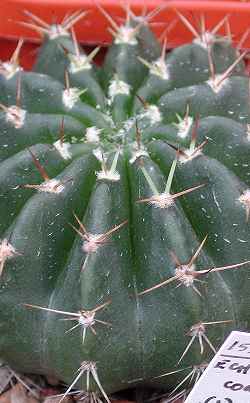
[0,6,250,401]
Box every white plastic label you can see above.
[185,331,250,403]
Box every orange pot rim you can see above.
[5,0,250,12]
[2,0,250,48]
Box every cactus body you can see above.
[0,9,250,400]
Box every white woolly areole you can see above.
[69,54,91,73]
[148,193,175,209]
[239,189,250,208]
[79,311,95,327]
[140,105,162,125]
[176,116,193,139]
[108,79,130,102]
[93,148,105,162]
[150,59,170,80]
[206,74,229,94]
[129,142,148,164]
[0,239,17,262]
[85,127,102,143]
[38,179,65,194]
[6,106,26,129]
[246,124,250,140]
[80,360,97,371]
[0,62,22,80]
[62,88,81,109]
[116,117,135,141]
[175,263,196,287]
[189,321,206,336]
[53,140,72,160]
[82,234,103,253]
[97,170,120,182]
[49,24,70,39]
[129,149,149,164]
[115,26,138,45]
[193,32,215,49]
[179,148,202,164]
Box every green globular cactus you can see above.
[1,6,250,401]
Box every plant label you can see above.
[185,331,250,403]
